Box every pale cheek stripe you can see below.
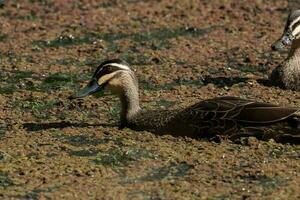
[103,63,130,71]
[98,71,119,85]
[292,26,300,36]
[290,16,300,28]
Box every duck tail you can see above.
[237,105,300,125]
[293,111,300,117]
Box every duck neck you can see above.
[284,40,300,73]
[119,83,141,127]
[288,40,300,59]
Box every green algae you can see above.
[0,0,4,8]
[131,26,216,42]
[155,99,177,108]
[0,34,8,42]
[33,32,125,48]
[0,70,34,94]
[136,162,193,182]
[16,99,58,111]
[23,121,110,132]
[26,152,38,159]
[49,57,99,68]
[14,71,34,79]
[107,101,120,121]
[64,135,105,147]
[139,75,250,91]
[202,76,249,88]
[121,162,193,184]
[67,148,100,157]
[0,172,14,188]
[96,2,114,8]
[0,128,5,140]
[33,26,218,49]
[119,50,151,65]
[0,1,299,199]
[12,185,62,200]
[41,73,90,91]
[127,190,160,200]
[258,176,283,190]
[139,78,205,91]
[225,49,269,75]
[227,62,269,75]
[93,148,156,167]
[53,133,124,147]
[0,86,15,94]
[45,152,58,158]
[20,10,37,21]
[0,70,33,83]
[2,9,39,21]
[208,196,230,200]
[12,98,60,120]
[49,57,78,66]
[239,174,286,192]
[0,71,90,94]
[0,152,4,160]
[127,0,151,3]
[4,71,90,93]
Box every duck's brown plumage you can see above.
[270,10,300,90]
[70,59,300,142]
[127,96,300,138]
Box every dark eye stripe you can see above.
[291,19,300,31]
[91,59,128,80]
[93,66,110,80]
[93,66,103,78]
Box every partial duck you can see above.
[270,10,300,91]
[70,59,300,139]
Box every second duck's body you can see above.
[271,10,300,90]
[70,59,300,139]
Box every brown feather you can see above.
[127,96,300,138]
[72,60,300,141]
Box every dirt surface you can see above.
[0,0,299,199]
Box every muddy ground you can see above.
[0,0,299,199]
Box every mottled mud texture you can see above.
[0,0,299,199]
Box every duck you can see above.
[69,59,300,140]
[270,10,300,91]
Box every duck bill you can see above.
[69,79,102,99]
[271,32,293,51]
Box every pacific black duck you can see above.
[271,10,300,91]
[70,59,300,140]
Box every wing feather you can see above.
[179,96,299,126]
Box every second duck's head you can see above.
[272,10,300,51]
[69,59,138,100]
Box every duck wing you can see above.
[211,96,299,124]
[173,96,299,136]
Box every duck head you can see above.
[69,59,138,99]
[272,10,300,51]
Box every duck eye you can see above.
[106,66,112,71]
[100,66,110,75]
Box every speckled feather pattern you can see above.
[271,47,300,91]
[126,97,299,138]
[282,48,300,90]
